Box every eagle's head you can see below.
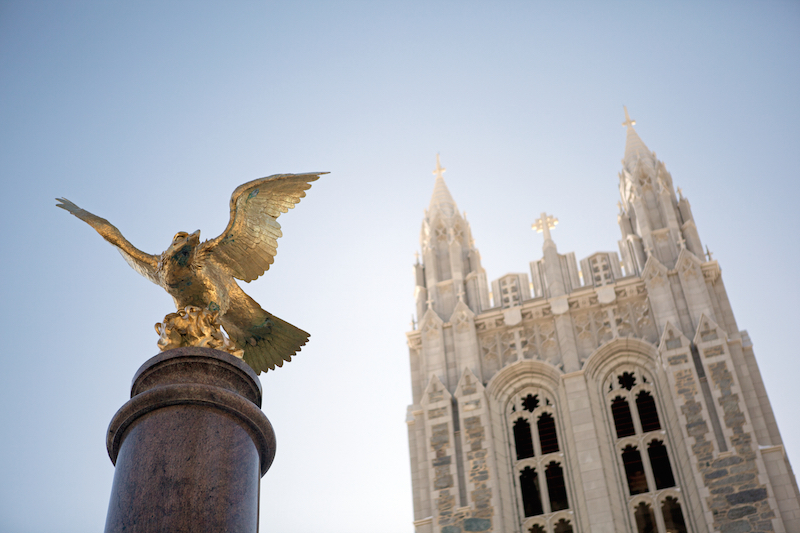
[166,230,201,267]
[171,230,201,248]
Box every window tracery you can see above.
[552,518,574,533]
[604,367,687,533]
[508,389,572,532]
[524,512,574,533]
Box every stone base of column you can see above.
[104,347,276,533]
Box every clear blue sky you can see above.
[1,2,798,532]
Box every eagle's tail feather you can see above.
[241,314,309,375]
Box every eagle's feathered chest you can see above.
[161,245,214,307]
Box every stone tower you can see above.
[405,112,800,533]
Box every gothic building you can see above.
[405,111,800,533]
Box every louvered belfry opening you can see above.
[545,461,569,512]
[537,412,559,454]
[636,391,661,432]
[514,417,535,460]
[622,445,649,495]
[611,396,636,438]
[634,502,657,533]
[661,496,688,533]
[553,519,574,533]
[519,466,543,517]
[647,440,675,489]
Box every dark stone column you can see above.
[104,347,276,533]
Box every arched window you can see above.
[661,497,687,533]
[622,445,648,495]
[634,502,657,533]
[520,466,543,517]
[611,396,636,437]
[636,391,661,432]
[508,389,571,531]
[514,418,535,459]
[606,368,687,533]
[538,412,559,454]
[647,440,675,489]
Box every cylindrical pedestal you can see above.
[104,347,275,533]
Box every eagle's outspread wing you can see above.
[200,173,326,374]
[203,173,325,282]
[56,198,161,285]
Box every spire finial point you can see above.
[622,106,636,128]
[427,153,458,215]
[433,154,446,180]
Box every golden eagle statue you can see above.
[57,172,325,374]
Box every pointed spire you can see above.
[428,154,458,215]
[622,106,654,170]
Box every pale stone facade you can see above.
[405,113,800,533]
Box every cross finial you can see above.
[433,154,446,180]
[426,294,434,310]
[410,314,417,330]
[676,186,683,200]
[677,234,686,250]
[414,251,420,264]
[622,106,636,128]
[457,284,465,302]
[705,245,714,261]
[532,212,559,241]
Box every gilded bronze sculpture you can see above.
[57,172,325,374]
